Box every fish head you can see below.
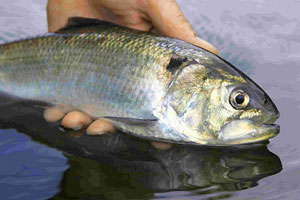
[204,72,280,145]
[166,56,279,145]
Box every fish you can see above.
[0,17,280,146]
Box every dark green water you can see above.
[0,0,300,199]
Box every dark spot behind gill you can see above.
[166,55,188,74]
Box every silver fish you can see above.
[0,17,279,145]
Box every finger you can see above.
[47,0,95,32]
[86,119,116,135]
[124,21,153,32]
[43,107,66,122]
[91,6,153,31]
[61,111,92,130]
[151,141,173,150]
[145,0,219,55]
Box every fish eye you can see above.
[230,90,249,109]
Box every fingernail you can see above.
[72,125,83,131]
[194,37,219,55]
[58,125,82,132]
[86,130,107,136]
[43,108,65,122]
[151,142,173,150]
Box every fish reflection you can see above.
[46,144,281,199]
[0,101,282,199]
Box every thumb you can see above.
[145,0,219,55]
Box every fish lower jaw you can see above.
[223,126,279,145]
[216,120,280,145]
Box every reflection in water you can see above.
[49,144,282,200]
[0,101,282,199]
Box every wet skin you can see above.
[45,0,218,149]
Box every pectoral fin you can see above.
[102,116,186,144]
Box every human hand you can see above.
[45,0,219,149]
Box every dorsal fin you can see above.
[56,17,122,33]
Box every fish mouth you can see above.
[217,120,280,145]
[225,123,280,145]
